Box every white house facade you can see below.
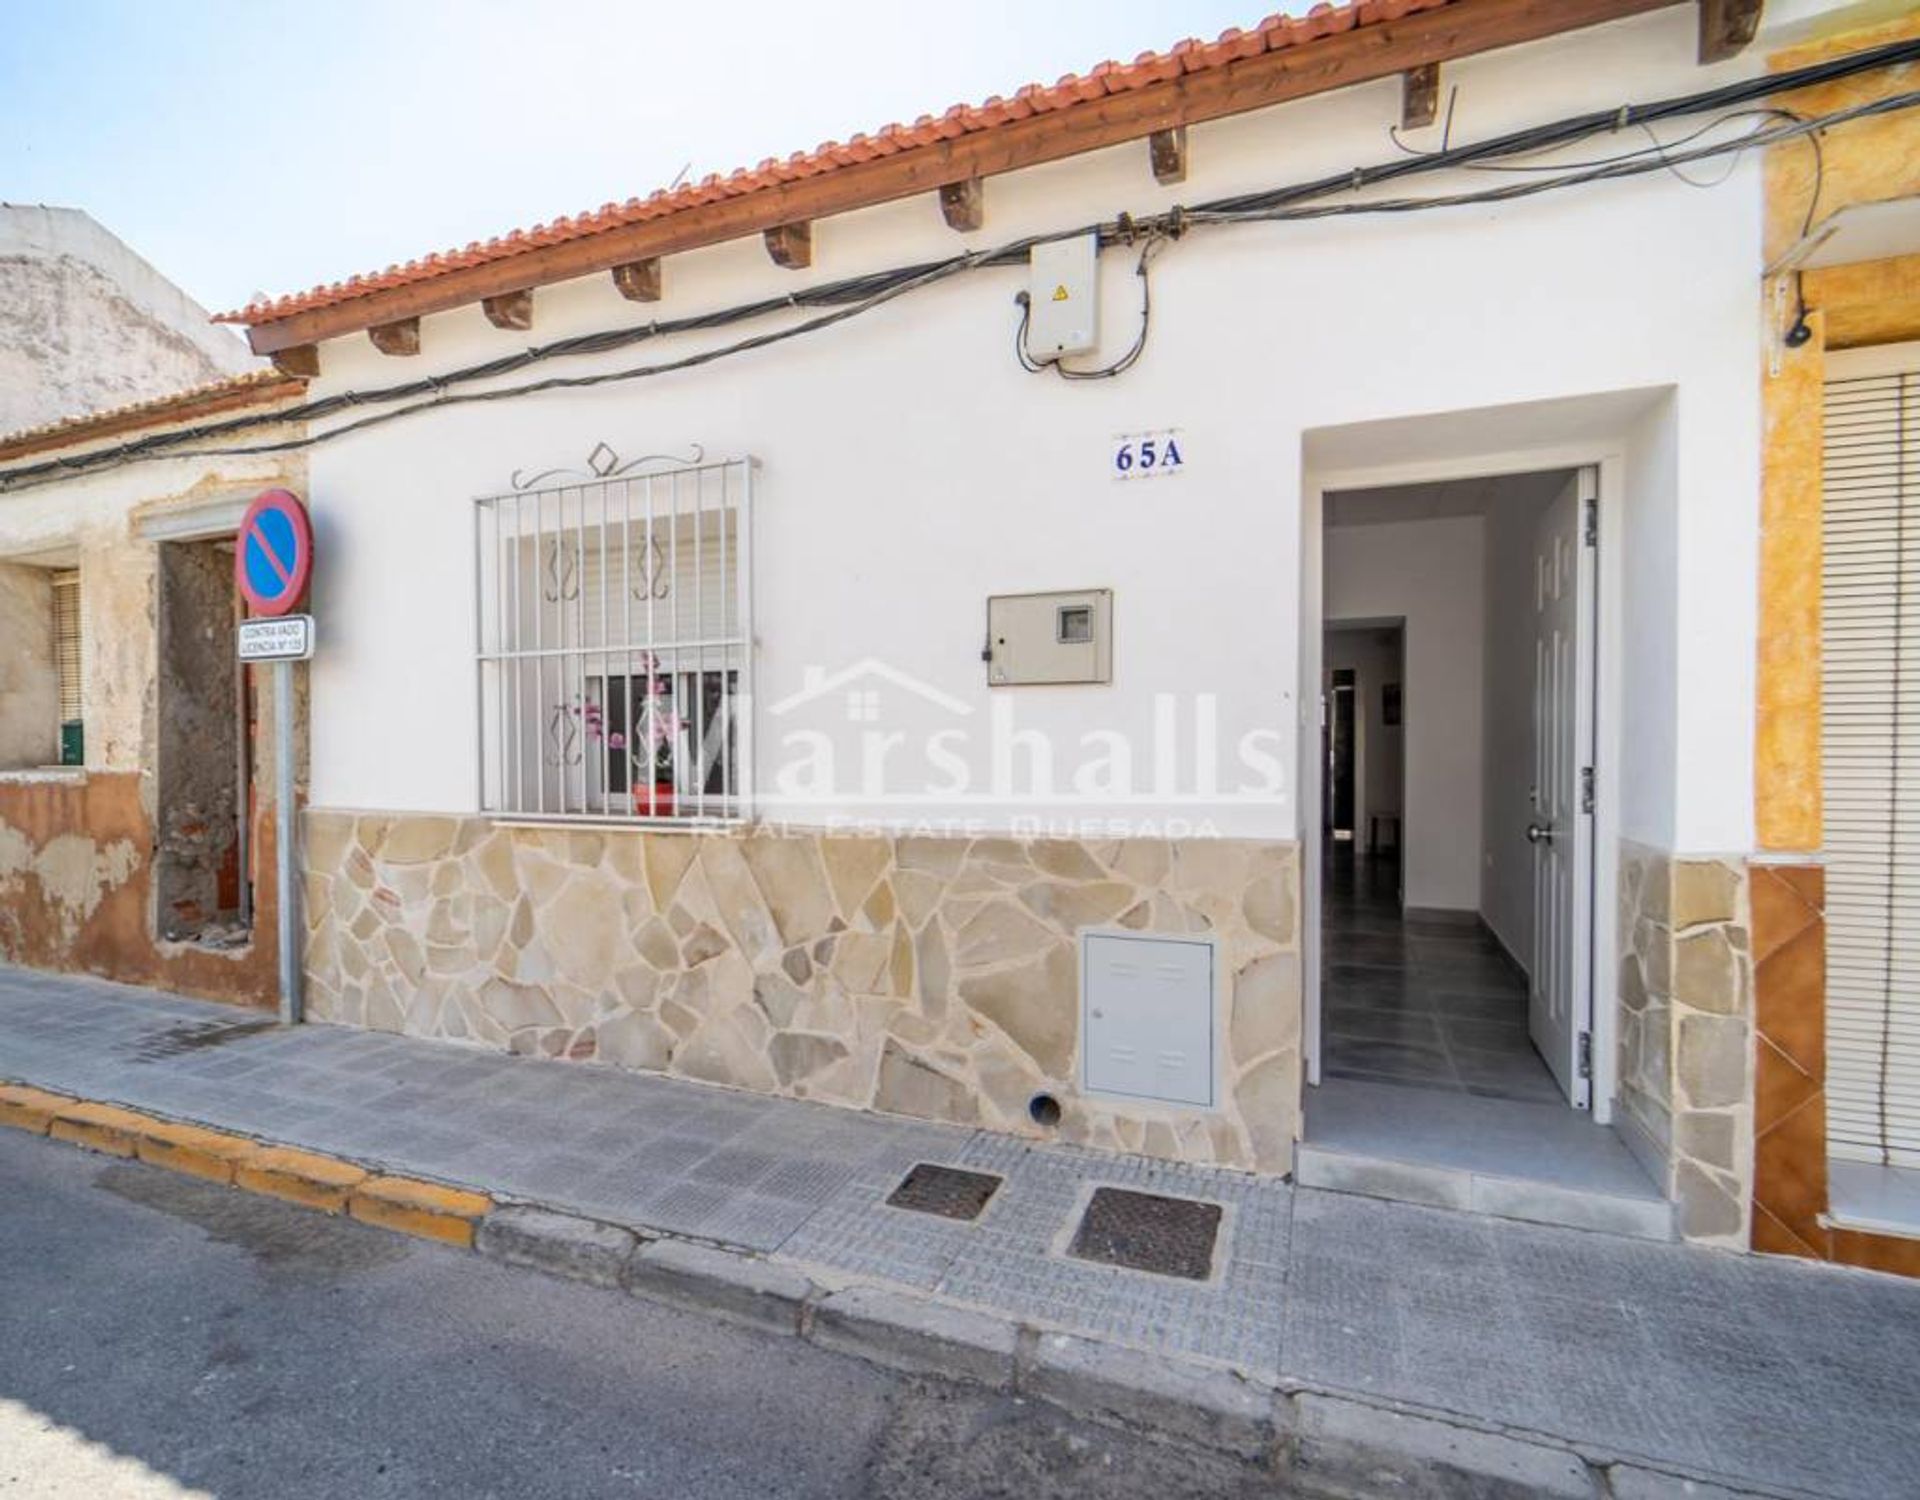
[9,0,1920,1267]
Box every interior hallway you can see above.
[1319,846,1563,1105]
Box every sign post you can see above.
[235,489,314,1027]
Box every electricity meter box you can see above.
[1026,234,1099,358]
[985,589,1112,685]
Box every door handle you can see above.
[1526,822,1556,845]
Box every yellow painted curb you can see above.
[236,1145,369,1213]
[19,1084,492,1257]
[0,1084,76,1135]
[349,1175,493,1248]
[135,1120,258,1185]
[49,1101,158,1158]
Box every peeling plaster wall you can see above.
[0,561,57,769]
[0,206,255,436]
[0,771,278,1001]
[0,430,305,1004]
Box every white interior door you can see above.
[1528,469,1597,1108]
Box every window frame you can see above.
[472,453,754,827]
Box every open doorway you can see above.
[153,536,254,949]
[1324,621,1404,904]
[1318,468,1589,1106]
[1300,467,1662,1230]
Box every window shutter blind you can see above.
[51,570,82,724]
[1823,345,1920,1168]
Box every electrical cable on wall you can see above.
[3,35,1917,493]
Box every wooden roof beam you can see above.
[270,345,321,378]
[1698,0,1762,62]
[238,0,1678,356]
[1149,128,1187,186]
[481,289,533,331]
[368,318,420,356]
[763,221,812,270]
[939,178,984,232]
[611,258,662,302]
[1402,63,1441,129]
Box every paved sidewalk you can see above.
[5,964,1918,1499]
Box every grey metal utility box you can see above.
[1081,931,1216,1108]
[985,588,1112,686]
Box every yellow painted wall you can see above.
[1756,10,1920,853]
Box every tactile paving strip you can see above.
[885,1162,1004,1221]
[1067,1186,1222,1280]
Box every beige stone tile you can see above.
[741,833,835,944]
[1673,928,1744,1015]
[1671,860,1740,929]
[957,943,1076,1078]
[953,900,1054,968]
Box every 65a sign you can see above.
[1111,428,1185,482]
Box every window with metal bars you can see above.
[473,453,752,823]
[1822,343,1920,1170]
[51,569,83,766]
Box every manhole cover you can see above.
[1067,1187,1222,1280]
[885,1163,1003,1221]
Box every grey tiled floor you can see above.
[5,964,1920,1498]
[1321,847,1564,1103]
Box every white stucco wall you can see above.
[297,7,1763,854]
[1326,516,1485,911]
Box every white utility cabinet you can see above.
[1026,233,1099,358]
[1081,931,1216,1108]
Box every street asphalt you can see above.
[0,1128,1283,1499]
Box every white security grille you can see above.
[474,453,753,823]
[51,569,81,724]
[1822,343,1920,1168]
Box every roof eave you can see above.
[234,0,1684,358]
[0,374,308,468]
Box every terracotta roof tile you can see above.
[0,370,305,463]
[216,0,1455,327]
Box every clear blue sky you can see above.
[0,2,1260,320]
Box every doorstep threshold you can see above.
[1296,1140,1673,1241]
[1300,1078,1671,1241]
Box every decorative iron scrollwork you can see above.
[635,530,669,601]
[544,700,582,769]
[508,442,706,492]
[542,537,580,603]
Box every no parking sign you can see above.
[235,488,313,617]
[232,486,313,1026]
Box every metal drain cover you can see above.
[886,1163,1003,1221]
[1067,1187,1222,1280]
